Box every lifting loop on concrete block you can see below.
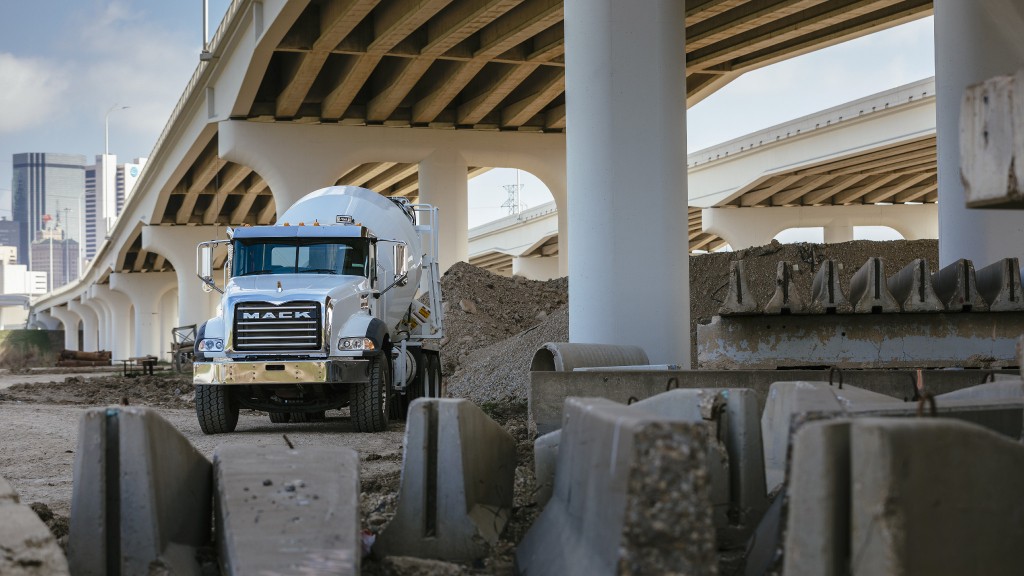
[828,367,844,390]
[665,377,679,391]
[906,372,921,402]
[626,396,639,405]
[981,370,997,384]
[916,392,937,417]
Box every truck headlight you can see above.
[338,338,375,351]
[198,338,224,352]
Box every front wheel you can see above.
[351,355,391,432]
[196,385,239,434]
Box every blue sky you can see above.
[0,2,934,228]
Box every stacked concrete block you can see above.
[810,260,851,313]
[718,260,760,315]
[533,429,561,509]
[516,397,716,575]
[975,257,1024,311]
[887,258,944,312]
[67,407,212,576]
[765,261,810,314]
[782,418,1024,575]
[214,446,361,575]
[932,258,988,312]
[631,388,767,548]
[760,381,899,489]
[374,398,516,562]
[961,70,1024,209]
[0,475,70,576]
[849,257,900,313]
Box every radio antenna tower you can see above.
[500,169,525,216]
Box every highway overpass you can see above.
[28,0,1024,365]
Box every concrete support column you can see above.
[546,179,569,277]
[91,284,133,361]
[33,311,60,331]
[512,256,561,281]
[87,297,111,352]
[702,204,939,250]
[68,299,99,352]
[823,226,854,244]
[110,272,176,358]
[935,0,1024,266]
[142,225,224,328]
[419,151,469,271]
[48,306,81,351]
[565,0,688,365]
[219,120,361,213]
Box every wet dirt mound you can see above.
[0,372,195,409]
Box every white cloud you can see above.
[0,53,69,132]
[75,2,200,144]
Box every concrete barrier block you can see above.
[632,388,767,548]
[761,381,899,489]
[781,420,852,576]
[810,260,851,313]
[0,475,70,576]
[374,398,516,562]
[214,445,360,575]
[765,261,811,314]
[533,430,560,510]
[851,418,1024,575]
[961,71,1024,209]
[932,258,989,312]
[719,260,760,315]
[516,397,716,575]
[849,257,900,313]
[887,258,944,312]
[67,407,212,576]
[936,379,1024,402]
[976,257,1024,311]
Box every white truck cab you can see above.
[192,186,444,433]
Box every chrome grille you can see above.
[233,301,321,351]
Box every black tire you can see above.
[291,411,309,423]
[196,385,239,434]
[269,412,290,423]
[428,352,444,398]
[399,349,427,417]
[352,355,391,432]
[307,411,326,422]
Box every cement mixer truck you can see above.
[192,186,444,434]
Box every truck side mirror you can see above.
[196,241,224,294]
[393,243,408,286]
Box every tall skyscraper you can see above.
[84,155,147,261]
[12,153,86,267]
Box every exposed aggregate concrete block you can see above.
[516,397,716,575]
[0,475,70,576]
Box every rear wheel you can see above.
[428,353,444,398]
[196,385,239,434]
[268,412,290,423]
[352,355,390,432]
[307,411,326,422]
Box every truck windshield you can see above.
[232,238,370,277]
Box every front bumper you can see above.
[194,358,371,385]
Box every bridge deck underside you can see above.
[722,134,937,208]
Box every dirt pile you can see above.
[440,239,939,404]
[0,372,195,408]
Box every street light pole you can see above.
[105,104,130,156]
